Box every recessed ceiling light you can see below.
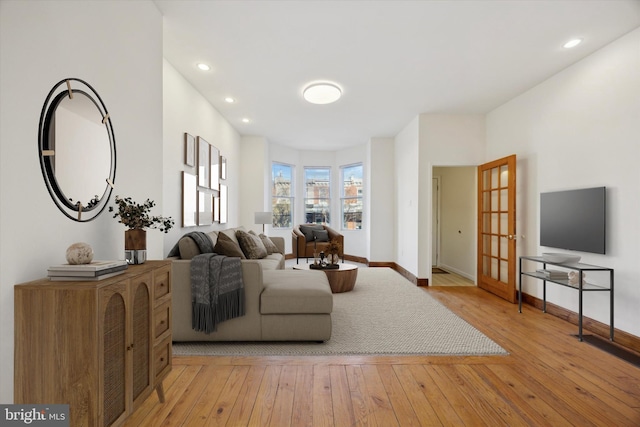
[303,82,342,104]
[241,118,250,123]
[197,63,211,71]
[224,97,235,103]
[563,38,582,49]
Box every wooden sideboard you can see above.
[14,260,172,427]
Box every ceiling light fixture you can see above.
[303,82,342,104]
[563,38,582,49]
[197,63,211,71]
[241,118,250,123]
[224,97,235,103]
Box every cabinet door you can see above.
[100,283,128,427]
[130,273,153,409]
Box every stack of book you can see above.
[536,269,568,280]
[48,260,128,281]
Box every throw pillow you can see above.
[177,236,201,260]
[236,230,268,259]
[299,224,324,242]
[259,233,280,254]
[312,229,329,242]
[213,232,246,259]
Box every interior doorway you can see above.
[432,176,440,268]
[431,166,477,286]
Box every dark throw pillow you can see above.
[213,232,246,259]
[312,229,330,242]
[299,224,324,242]
[236,229,268,259]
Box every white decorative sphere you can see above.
[66,242,94,265]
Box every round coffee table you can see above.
[293,263,358,293]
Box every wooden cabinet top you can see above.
[15,260,172,290]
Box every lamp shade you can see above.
[254,211,273,224]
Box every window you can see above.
[272,162,294,228]
[304,167,331,224]
[341,163,363,230]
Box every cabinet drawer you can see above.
[153,266,171,303]
[154,301,171,341]
[154,337,172,383]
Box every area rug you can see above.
[432,267,449,274]
[172,267,507,356]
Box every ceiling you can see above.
[155,1,640,151]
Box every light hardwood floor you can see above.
[127,283,640,426]
[430,269,475,286]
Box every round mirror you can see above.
[38,78,116,222]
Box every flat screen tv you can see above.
[539,187,606,254]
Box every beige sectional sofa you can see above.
[169,227,333,342]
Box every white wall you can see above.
[394,117,420,275]
[335,144,368,258]
[418,115,485,279]
[0,0,163,402]
[239,136,270,234]
[395,114,485,278]
[162,60,242,254]
[486,28,640,336]
[368,138,396,262]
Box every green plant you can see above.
[109,196,174,233]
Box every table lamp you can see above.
[254,211,273,234]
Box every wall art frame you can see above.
[197,136,210,188]
[219,184,228,224]
[210,144,220,189]
[181,171,197,227]
[197,190,213,226]
[221,156,227,180]
[184,133,195,167]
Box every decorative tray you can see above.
[310,264,340,270]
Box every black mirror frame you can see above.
[38,78,117,222]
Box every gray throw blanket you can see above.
[167,231,215,258]
[191,253,245,333]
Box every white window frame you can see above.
[271,162,295,229]
[304,166,331,225]
[340,163,363,230]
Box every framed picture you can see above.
[184,133,195,167]
[220,184,228,224]
[197,136,210,188]
[181,171,197,227]
[197,190,213,226]
[210,144,220,189]
[213,196,220,223]
[221,156,227,180]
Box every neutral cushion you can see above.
[177,232,217,260]
[257,255,283,270]
[259,233,280,254]
[213,232,246,259]
[237,230,268,259]
[299,224,324,242]
[261,270,333,314]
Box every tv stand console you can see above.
[518,255,614,342]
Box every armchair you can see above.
[292,224,344,264]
